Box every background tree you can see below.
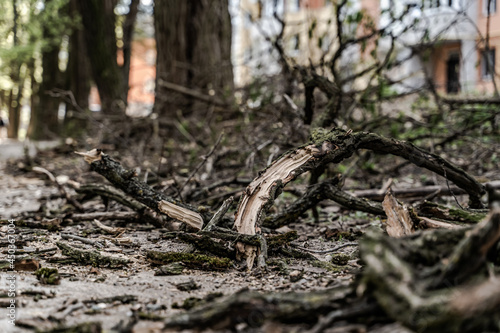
[153,0,234,118]
[76,0,139,114]
[62,0,92,136]
[28,0,72,140]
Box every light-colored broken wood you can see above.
[92,219,126,235]
[75,149,103,164]
[158,200,203,231]
[418,216,463,229]
[382,190,415,237]
[234,144,319,269]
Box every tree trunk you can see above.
[153,0,234,117]
[7,0,21,139]
[122,0,139,91]
[7,85,21,140]
[63,0,92,136]
[77,0,127,114]
[28,32,62,139]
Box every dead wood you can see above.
[430,208,500,288]
[157,79,229,108]
[67,211,140,222]
[32,166,84,212]
[381,190,415,237]
[76,184,165,227]
[352,184,467,201]
[146,250,232,270]
[76,149,206,230]
[56,242,129,268]
[442,97,500,105]
[165,208,500,332]
[416,201,487,224]
[163,285,358,330]
[234,128,485,268]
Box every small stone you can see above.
[176,279,199,291]
[155,262,184,276]
[289,269,303,282]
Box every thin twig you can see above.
[61,233,105,248]
[179,132,224,192]
[32,166,84,211]
[293,242,358,254]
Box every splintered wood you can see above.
[76,149,204,231]
[158,200,203,231]
[233,145,320,269]
[382,189,415,237]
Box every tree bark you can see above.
[28,1,63,140]
[234,128,485,268]
[153,0,234,118]
[63,0,92,136]
[77,0,127,114]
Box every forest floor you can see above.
[0,141,378,333]
[1,98,499,332]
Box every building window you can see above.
[483,0,497,15]
[288,0,300,12]
[425,0,441,8]
[481,48,496,80]
[293,34,300,50]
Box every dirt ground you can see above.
[0,141,366,333]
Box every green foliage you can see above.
[0,0,75,89]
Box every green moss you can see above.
[329,253,350,266]
[36,322,101,333]
[311,260,345,273]
[267,231,299,248]
[138,312,165,321]
[309,127,348,146]
[35,268,60,285]
[447,208,486,223]
[146,251,232,270]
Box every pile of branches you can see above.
[40,127,499,331]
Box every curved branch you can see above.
[234,128,485,267]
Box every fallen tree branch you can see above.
[167,208,500,331]
[430,208,500,288]
[157,79,229,108]
[56,242,129,268]
[163,286,357,330]
[76,184,165,227]
[76,149,206,230]
[234,128,485,268]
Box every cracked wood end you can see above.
[75,149,103,164]
[158,200,203,231]
[234,144,320,269]
[382,190,415,237]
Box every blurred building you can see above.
[375,0,497,95]
[234,0,500,95]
